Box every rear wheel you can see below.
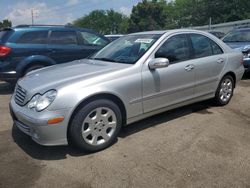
[214,75,234,106]
[69,99,122,152]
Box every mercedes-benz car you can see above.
[10,29,244,152]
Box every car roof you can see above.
[129,29,208,35]
[105,34,124,37]
[11,25,96,33]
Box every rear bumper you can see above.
[0,71,17,82]
[243,58,250,72]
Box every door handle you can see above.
[217,58,224,64]
[185,64,195,71]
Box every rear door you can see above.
[188,33,226,96]
[48,30,82,63]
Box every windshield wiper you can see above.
[91,57,117,62]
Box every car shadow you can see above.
[0,82,15,95]
[119,100,212,138]
[242,73,250,80]
[11,125,92,160]
[12,100,212,160]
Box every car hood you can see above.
[18,59,131,93]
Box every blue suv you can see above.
[0,25,110,83]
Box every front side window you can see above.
[17,31,48,44]
[90,34,160,64]
[155,34,190,63]
[50,31,78,45]
[80,32,108,46]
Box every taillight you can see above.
[0,46,11,57]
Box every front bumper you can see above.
[9,97,72,146]
[0,71,17,82]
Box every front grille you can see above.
[14,85,27,106]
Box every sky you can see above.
[0,0,141,26]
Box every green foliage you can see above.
[0,19,12,29]
[128,0,168,32]
[72,0,250,33]
[73,9,129,34]
[170,0,250,27]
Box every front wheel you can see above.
[69,99,122,152]
[214,75,235,106]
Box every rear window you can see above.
[0,30,11,42]
[223,30,250,42]
[17,31,48,44]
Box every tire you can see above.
[214,75,235,106]
[69,99,122,152]
[23,64,45,76]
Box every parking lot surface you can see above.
[0,76,250,188]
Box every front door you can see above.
[142,34,195,113]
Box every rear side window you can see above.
[155,34,190,63]
[80,32,108,46]
[50,31,78,45]
[190,34,223,58]
[210,40,223,55]
[190,34,213,58]
[17,31,48,44]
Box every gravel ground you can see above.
[0,76,250,188]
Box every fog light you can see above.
[47,117,64,124]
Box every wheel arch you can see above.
[222,71,236,87]
[67,93,127,141]
[16,55,56,77]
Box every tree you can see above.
[128,0,169,32]
[0,19,12,29]
[171,0,250,27]
[72,9,129,34]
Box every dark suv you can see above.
[0,25,109,83]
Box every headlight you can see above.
[27,90,57,111]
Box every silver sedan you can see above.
[10,29,244,152]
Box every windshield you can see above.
[223,30,250,42]
[89,34,161,64]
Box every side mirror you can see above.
[148,58,169,70]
